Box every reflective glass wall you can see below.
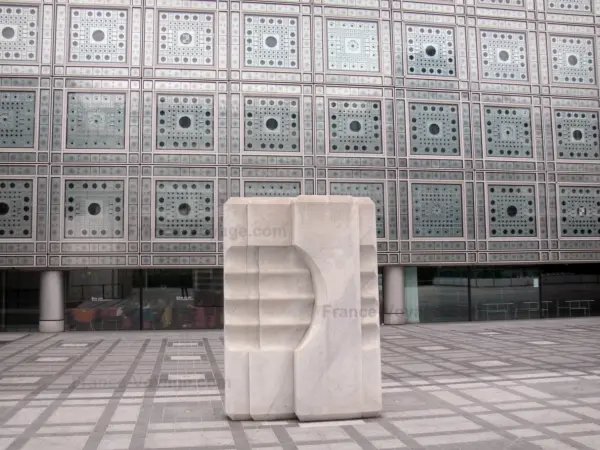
[0,271,40,331]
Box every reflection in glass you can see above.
[2,270,40,331]
[541,264,600,318]
[410,267,469,323]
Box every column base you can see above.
[384,313,406,325]
[39,320,64,333]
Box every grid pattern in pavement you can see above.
[0,319,599,449]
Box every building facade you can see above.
[0,0,599,331]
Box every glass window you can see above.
[471,266,540,321]
[2,270,40,331]
[66,269,141,331]
[142,269,223,330]
[541,264,600,318]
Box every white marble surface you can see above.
[223,196,382,422]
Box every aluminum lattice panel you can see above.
[327,20,379,72]
[330,182,384,238]
[555,110,599,159]
[0,6,38,61]
[0,91,34,148]
[244,97,300,152]
[411,184,463,238]
[156,181,214,238]
[64,180,124,239]
[550,36,595,84]
[244,15,298,69]
[69,8,127,63]
[406,25,456,77]
[559,186,600,237]
[66,93,126,149]
[156,94,213,151]
[409,103,460,155]
[0,180,32,238]
[328,99,382,154]
[244,181,300,197]
[479,31,528,81]
[548,0,591,11]
[158,12,214,66]
[484,107,532,158]
[488,185,537,237]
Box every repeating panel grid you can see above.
[330,182,385,238]
[558,186,600,237]
[483,106,532,158]
[554,110,599,160]
[327,19,379,72]
[406,25,456,77]
[0,179,32,238]
[328,99,382,154]
[69,8,128,64]
[411,183,463,238]
[64,180,124,239]
[244,96,300,152]
[66,92,126,150]
[479,30,528,81]
[549,36,596,85]
[548,0,592,11]
[0,5,38,62]
[244,181,300,197]
[408,102,460,156]
[0,91,34,148]
[155,181,214,238]
[488,185,537,237]
[156,94,213,151]
[244,15,298,69]
[158,11,214,66]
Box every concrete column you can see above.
[39,271,64,332]
[383,266,406,325]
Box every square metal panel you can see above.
[155,181,214,238]
[0,6,38,61]
[488,185,537,237]
[0,179,33,238]
[69,8,128,63]
[559,186,600,237]
[0,91,35,148]
[244,181,300,197]
[411,183,463,238]
[244,15,298,69]
[554,110,599,159]
[328,99,382,154]
[327,20,379,72]
[549,36,595,85]
[406,25,456,77]
[408,103,460,156]
[244,97,300,152]
[484,106,532,158]
[158,11,214,65]
[156,94,213,151]
[64,180,124,239]
[66,93,126,149]
[330,182,385,238]
[479,30,528,81]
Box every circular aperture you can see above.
[266,118,279,130]
[179,116,192,128]
[87,203,101,216]
[92,29,105,42]
[265,36,278,48]
[429,123,440,135]
[573,129,583,141]
[425,45,437,57]
[498,50,510,62]
[507,205,518,217]
[1,27,15,40]
[180,32,192,45]
[568,54,578,66]
[178,203,191,216]
[0,202,9,215]
[349,120,362,132]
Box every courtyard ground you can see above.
[0,318,599,450]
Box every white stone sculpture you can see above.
[223,195,382,422]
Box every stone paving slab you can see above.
[0,319,599,449]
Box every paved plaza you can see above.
[0,319,599,449]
